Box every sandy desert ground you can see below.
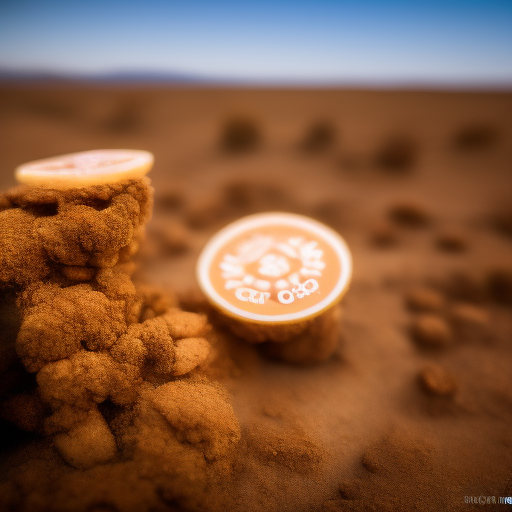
[1,85,512,511]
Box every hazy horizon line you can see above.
[1,67,511,91]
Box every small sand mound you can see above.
[244,419,324,473]
[388,201,429,228]
[299,121,336,153]
[220,116,261,153]
[373,136,417,173]
[451,124,498,151]
[410,314,452,349]
[418,364,458,397]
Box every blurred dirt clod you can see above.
[405,286,444,312]
[418,364,458,397]
[492,206,512,239]
[338,479,363,500]
[220,116,261,153]
[451,124,498,151]
[435,229,468,252]
[373,136,417,173]
[410,314,452,349]
[299,121,336,153]
[369,219,399,247]
[487,268,512,305]
[361,450,380,473]
[388,201,429,228]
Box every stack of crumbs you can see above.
[0,153,241,511]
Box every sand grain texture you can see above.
[1,86,512,512]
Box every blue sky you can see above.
[0,0,511,84]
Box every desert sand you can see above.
[1,85,512,511]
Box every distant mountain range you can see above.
[1,69,511,89]
[0,69,217,84]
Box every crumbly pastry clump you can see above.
[0,178,240,511]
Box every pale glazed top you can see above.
[15,149,154,189]
[197,212,352,325]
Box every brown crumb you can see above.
[220,116,261,153]
[173,337,211,376]
[338,479,363,500]
[388,201,429,228]
[488,267,512,304]
[373,136,417,173]
[162,308,210,339]
[492,206,512,238]
[418,364,458,397]
[451,124,498,151]
[405,286,444,312]
[410,314,452,349]
[435,229,468,252]
[299,121,336,153]
[361,450,380,473]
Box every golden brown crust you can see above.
[0,176,240,489]
[0,179,153,289]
